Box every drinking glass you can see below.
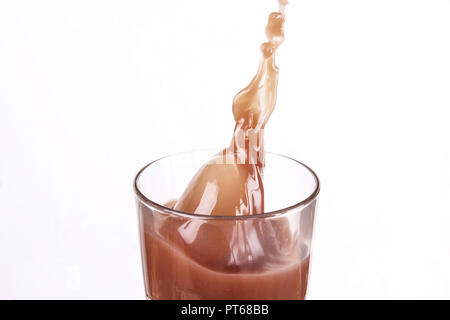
[134,149,320,300]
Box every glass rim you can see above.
[134,149,320,220]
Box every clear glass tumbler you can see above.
[134,150,320,300]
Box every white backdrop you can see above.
[1,0,449,299]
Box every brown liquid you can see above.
[144,231,310,300]
[174,0,288,216]
[140,198,314,299]
[140,0,312,300]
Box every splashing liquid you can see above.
[174,0,288,216]
[140,1,313,300]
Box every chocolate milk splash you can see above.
[174,0,288,216]
[140,1,313,299]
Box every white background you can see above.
[1,0,449,299]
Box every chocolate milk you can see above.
[140,0,313,300]
[174,0,288,216]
